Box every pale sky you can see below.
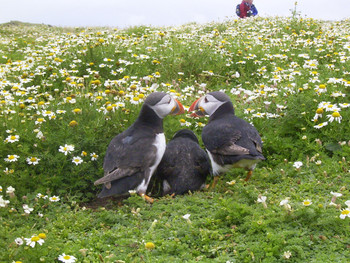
[0,0,349,28]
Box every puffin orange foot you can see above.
[244,171,253,182]
[139,193,154,204]
[209,176,220,190]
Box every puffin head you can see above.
[189,91,231,117]
[172,129,199,144]
[145,92,185,118]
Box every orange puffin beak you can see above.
[189,97,206,117]
[189,98,200,112]
[171,99,185,115]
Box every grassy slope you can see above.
[0,16,350,262]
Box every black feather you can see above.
[95,96,166,198]
[155,129,211,195]
[202,100,265,168]
[97,172,145,198]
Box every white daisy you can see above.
[49,196,60,202]
[72,156,83,165]
[340,208,350,219]
[314,122,328,129]
[23,204,34,214]
[15,237,24,246]
[58,253,77,263]
[26,157,40,165]
[326,112,342,123]
[4,155,19,162]
[24,235,45,248]
[59,144,75,155]
[293,161,303,169]
[90,152,98,161]
[302,200,312,206]
[4,134,19,143]
[0,196,10,207]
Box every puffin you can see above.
[189,91,265,187]
[154,129,211,196]
[94,92,184,202]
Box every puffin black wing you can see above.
[94,124,158,198]
[190,91,264,184]
[103,125,157,177]
[97,125,158,182]
[97,171,147,198]
[94,92,185,200]
[203,115,263,157]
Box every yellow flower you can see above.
[332,112,340,118]
[91,79,101,85]
[72,108,82,114]
[31,236,40,242]
[69,120,78,127]
[145,242,155,250]
[38,233,47,239]
[316,108,324,114]
[106,105,114,111]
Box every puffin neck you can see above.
[136,104,164,132]
[210,101,235,121]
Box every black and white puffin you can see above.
[154,129,211,196]
[189,91,265,187]
[94,92,184,202]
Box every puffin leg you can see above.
[210,176,220,189]
[139,193,154,204]
[244,170,253,181]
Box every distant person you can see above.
[236,0,258,18]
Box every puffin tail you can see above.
[259,154,266,161]
[97,173,144,198]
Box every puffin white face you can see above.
[194,94,225,117]
[149,94,184,118]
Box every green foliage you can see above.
[1,16,350,262]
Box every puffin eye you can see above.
[168,98,172,104]
[204,97,209,103]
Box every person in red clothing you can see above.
[237,0,258,18]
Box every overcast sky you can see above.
[0,0,349,28]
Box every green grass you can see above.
[1,15,350,262]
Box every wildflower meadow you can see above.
[1,14,350,262]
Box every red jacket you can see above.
[239,1,251,18]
